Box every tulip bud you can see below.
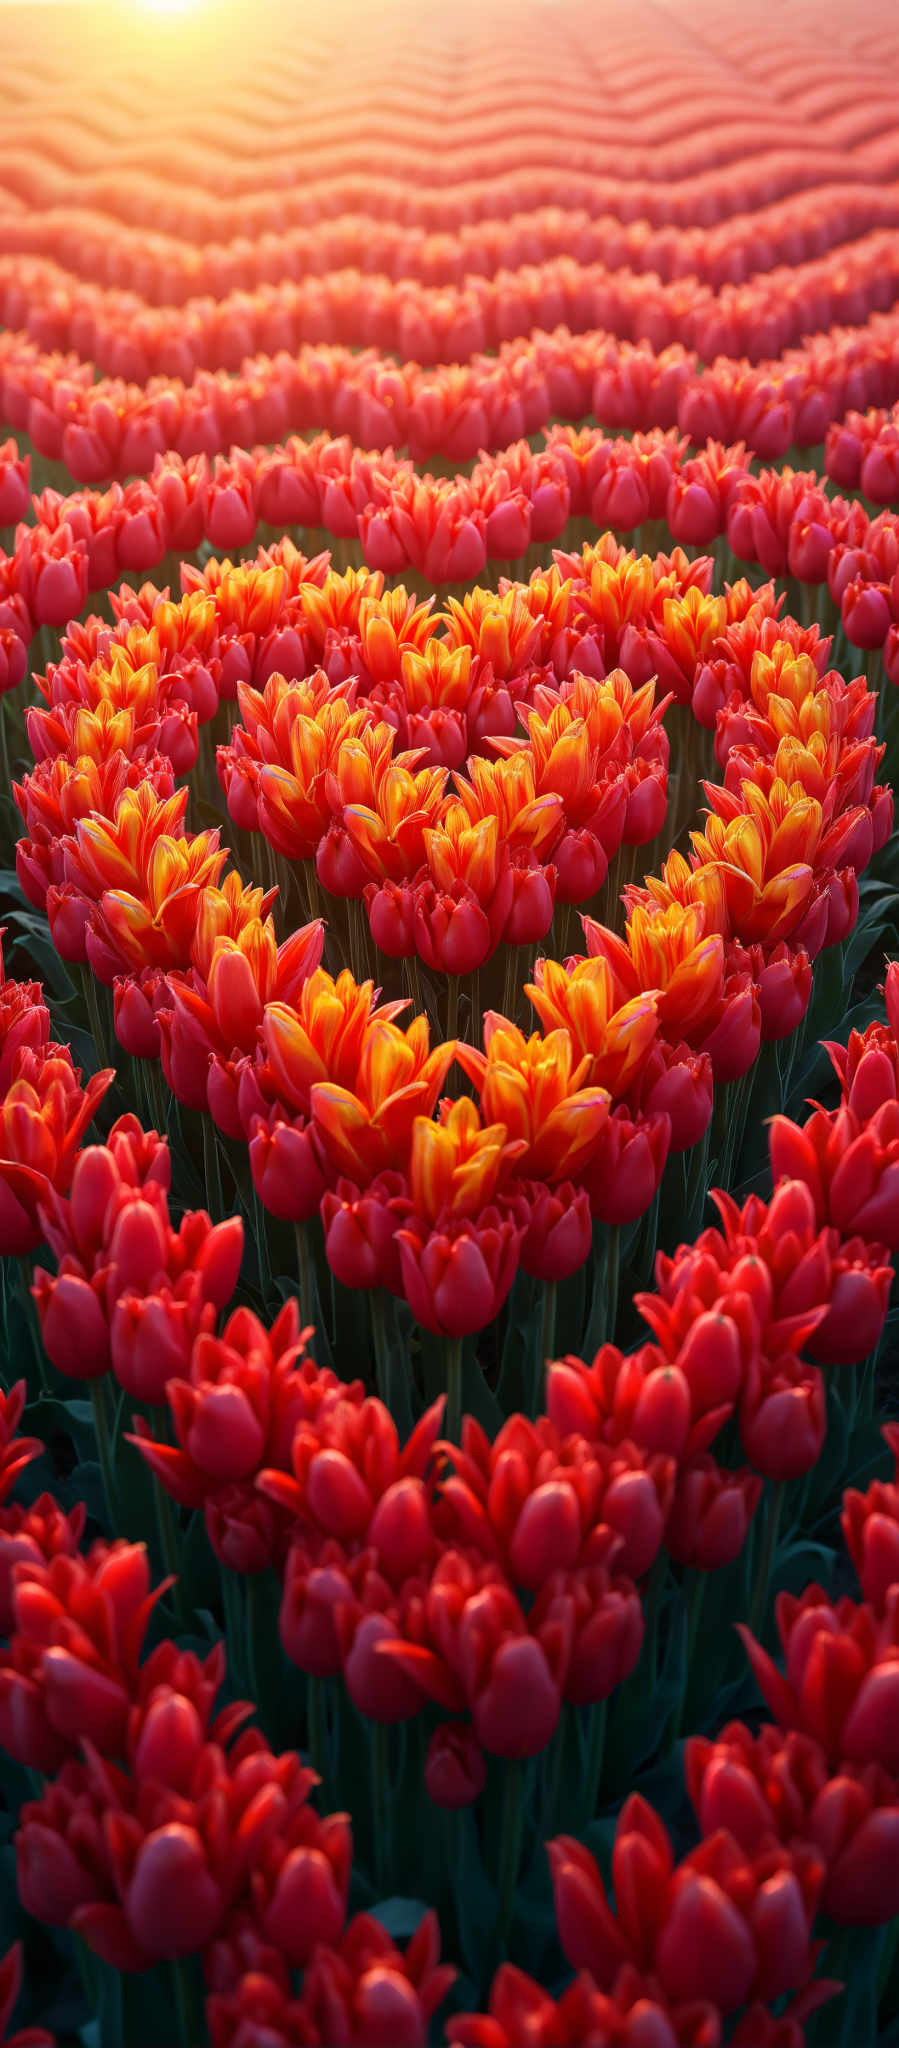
[667,1457,762,1569]
[425,1723,487,1808]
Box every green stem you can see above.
[202,1113,224,1219]
[445,1335,463,1442]
[642,1550,668,1686]
[171,1955,202,2048]
[749,1480,786,1638]
[536,1279,557,1414]
[81,966,111,1072]
[606,1226,620,1345]
[244,1572,262,1720]
[495,1760,525,1953]
[369,1719,391,1893]
[408,952,427,1023]
[466,967,481,1045]
[671,1569,708,1744]
[541,1704,568,1834]
[501,944,517,1025]
[90,1377,119,1524]
[17,1256,48,1394]
[371,1290,390,1404]
[148,1058,168,1138]
[685,1118,712,1237]
[583,1696,608,1817]
[307,1674,329,1788]
[294,1220,315,1333]
[445,974,459,1043]
[152,1468,185,1623]
[219,1562,247,1692]
[0,695,11,798]
[878,1914,899,2004]
[252,1183,273,1307]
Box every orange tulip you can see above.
[442,585,543,677]
[39,702,141,769]
[583,901,725,1037]
[400,640,475,714]
[452,752,562,859]
[0,1050,113,1254]
[456,1017,610,1179]
[254,697,378,859]
[310,1013,456,1181]
[298,565,384,656]
[515,563,574,651]
[192,873,277,977]
[657,587,727,675]
[359,585,438,683]
[213,564,288,639]
[423,809,504,900]
[570,551,657,641]
[325,725,412,813]
[262,968,407,1115]
[634,847,732,940]
[96,829,228,971]
[409,1094,524,1224]
[343,759,448,883]
[526,955,659,1096]
[691,778,821,944]
[748,646,821,721]
[77,652,165,722]
[68,786,192,901]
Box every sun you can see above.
[135,0,203,15]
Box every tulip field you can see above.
[3,0,899,2038]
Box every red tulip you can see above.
[666,1458,763,1570]
[425,1723,487,1809]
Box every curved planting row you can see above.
[1,0,898,2042]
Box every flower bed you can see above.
[0,0,898,2042]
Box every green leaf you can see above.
[370,1897,430,1939]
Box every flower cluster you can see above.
[8,548,888,1343]
[53,964,891,1798]
[0,930,112,1255]
[3,1,899,2039]
[0,1384,453,2043]
[451,1405,899,2046]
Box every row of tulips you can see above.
[5,186,898,306]
[5,225,899,378]
[3,300,899,487]
[2,427,899,657]
[10,57,899,204]
[11,131,899,245]
[2,921,899,2042]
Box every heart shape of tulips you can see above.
[13,527,890,1374]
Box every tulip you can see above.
[425,1723,487,1809]
[248,1111,329,1223]
[321,1171,415,1295]
[740,1355,826,1480]
[397,1207,523,1338]
[504,1180,593,1282]
[842,1430,899,1610]
[667,1458,763,1570]
[739,1582,899,1770]
[0,1495,86,1637]
[530,1564,643,1706]
[579,1106,670,1225]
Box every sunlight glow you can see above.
[135,0,203,17]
